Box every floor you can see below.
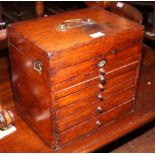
[0,45,155,153]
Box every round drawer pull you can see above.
[97,106,103,114]
[99,75,106,84]
[97,59,106,68]
[97,94,103,101]
[98,83,104,91]
[99,68,106,75]
[111,50,117,54]
[96,120,102,127]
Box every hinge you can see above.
[52,134,61,151]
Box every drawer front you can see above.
[54,44,141,84]
[58,100,133,145]
[56,87,135,120]
[55,76,136,110]
[50,31,143,71]
[55,64,138,99]
[56,87,135,132]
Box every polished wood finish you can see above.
[56,87,135,120]
[0,57,13,107]
[8,8,143,53]
[54,43,141,84]
[55,78,135,110]
[57,99,134,134]
[8,44,52,145]
[59,100,134,145]
[0,45,155,152]
[55,61,139,99]
[7,7,145,152]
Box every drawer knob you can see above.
[99,68,106,75]
[99,75,106,84]
[97,94,103,101]
[98,83,104,91]
[111,50,117,54]
[97,106,103,114]
[96,120,102,127]
[97,59,106,68]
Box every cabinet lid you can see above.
[8,7,143,53]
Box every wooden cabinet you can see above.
[7,7,144,152]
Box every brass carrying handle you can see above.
[56,18,96,31]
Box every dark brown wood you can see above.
[54,43,141,84]
[0,57,13,107]
[55,61,139,98]
[6,7,145,152]
[55,77,135,110]
[0,45,155,152]
[56,87,135,120]
[35,1,45,17]
[8,44,53,146]
[59,100,133,145]
[56,90,135,133]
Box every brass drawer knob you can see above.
[96,120,102,127]
[97,94,103,101]
[97,106,103,114]
[99,68,106,75]
[98,83,104,91]
[99,75,106,84]
[111,50,117,54]
[97,59,106,68]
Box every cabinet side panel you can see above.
[7,28,54,147]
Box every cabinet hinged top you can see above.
[8,7,144,53]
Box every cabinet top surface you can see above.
[8,7,143,53]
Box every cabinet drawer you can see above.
[59,100,133,145]
[55,76,136,110]
[56,87,135,132]
[54,44,141,84]
[51,30,143,71]
[55,65,138,99]
[56,87,135,120]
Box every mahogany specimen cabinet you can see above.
[7,7,146,152]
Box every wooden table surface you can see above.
[0,44,155,152]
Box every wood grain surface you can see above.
[0,45,154,152]
[8,7,143,53]
[6,7,146,151]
